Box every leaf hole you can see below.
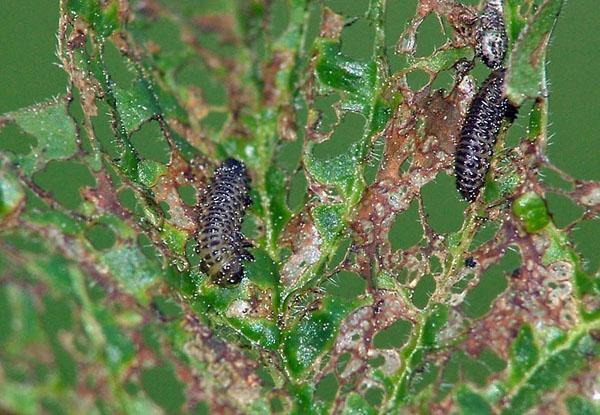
[103,42,136,87]
[364,386,385,406]
[32,160,95,210]
[364,136,385,185]
[545,192,584,228]
[177,184,197,206]
[373,319,412,349]
[92,100,120,158]
[414,14,449,58]
[84,223,116,250]
[324,0,369,16]
[0,122,37,155]
[389,199,423,250]
[462,249,521,318]
[287,169,308,213]
[412,274,436,309]
[406,69,431,90]
[313,112,365,159]
[130,120,171,164]
[341,18,375,60]
[313,93,341,134]
[421,173,466,233]
[323,271,366,299]
[315,372,339,403]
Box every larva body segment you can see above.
[476,0,508,70]
[195,158,253,285]
[455,69,507,202]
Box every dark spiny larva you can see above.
[476,0,508,69]
[195,158,253,285]
[455,69,507,202]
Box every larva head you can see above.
[215,258,245,285]
[220,158,247,175]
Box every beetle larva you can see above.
[195,158,253,285]
[455,69,507,202]
[476,0,508,70]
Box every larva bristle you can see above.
[195,158,253,285]
[455,69,507,202]
[476,0,508,70]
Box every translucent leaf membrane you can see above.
[0,0,598,413]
